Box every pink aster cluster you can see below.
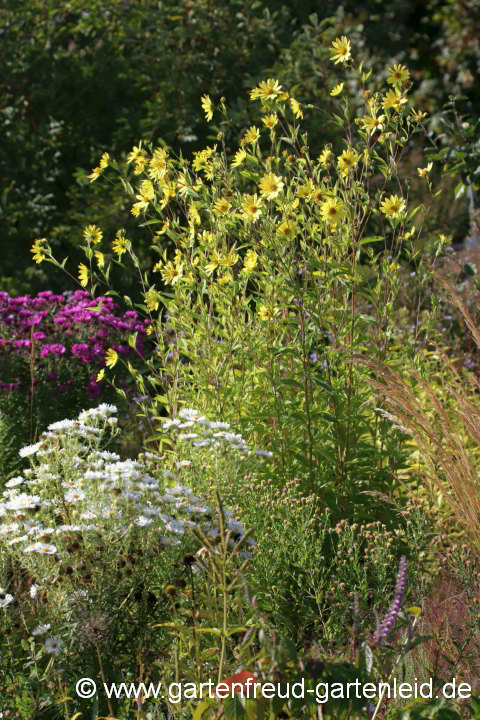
[0,290,151,398]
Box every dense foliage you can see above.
[2,0,480,294]
[2,2,480,719]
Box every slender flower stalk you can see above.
[374,555,408,644]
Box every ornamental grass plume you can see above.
[356,272,480,554]
[374,555,408,644]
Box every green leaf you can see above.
[227,626,248,637]
[139,219,163,227]
[358,236,385,246]
[224,695,246,720]
[192,700,212,720]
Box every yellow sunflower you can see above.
[380,194,406,218]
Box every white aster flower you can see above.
[0,522,19,534]
[144,451,162,460]
[48,419,77,431]
[5,494,41,511]
[64,489,85,503]
[165,519,185,535]
[45,636,63,654]
[5,476,24,488]
[97,450,121,461]
[178,408,199,419]
[19,442,42,458]
[61,480,80,488]
[0,594,14,608]
[32,623,51,635]
[163,418,182,429]
[34,543,57,555]
[167,485,193,496]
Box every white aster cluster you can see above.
[0,404,256,631]
[164,408,273,458]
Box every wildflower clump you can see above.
[38,40,436,649]
[0,289,153,476]
[0,404,255,628]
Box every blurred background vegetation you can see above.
[1,0,479,296]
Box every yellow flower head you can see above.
[330,83,344,96]
[417,162,433,177]
[232,148,247,167]
[213,197,231,216]
[205,250,222,276]
[139,179,155,202]
[262,113,278,129]
[83,224,103,245]
[148,148,168,181]
[88,167,101,182]
[99,152,110,169]
[31,238,48,264]
[250,79,283,101]
[105,348,118,369]
[383,88,408,111]
[161,260,184,285]
[242,193,263,222]
[242,249,258,274]
[312,187,326,204]
[259,172,284,200]
[220,248,239,268]
[297,179,315,199]
[258,304,277,321]
[127,145,146,165]
[319,147,333,168]
[380,194,406,218]
[320,197,346,225]
[360,111,385,135]
[290,98,303,119]
[96,368,105,382]
[200,230,215,245]
[133,156,147,175]
[145,288,161,312]
[338,148,360,174]
[243,126,261,145]
[201,95,213,121]
[330,36,351,64]
[387,64,410,86]
[78,263,89,288]
[94,251,105,268]
[218,272,233,286]
[277,219,297,240]
[112,230,131,256]
[410,108,428,122]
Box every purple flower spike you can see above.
[374,556,408,645]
